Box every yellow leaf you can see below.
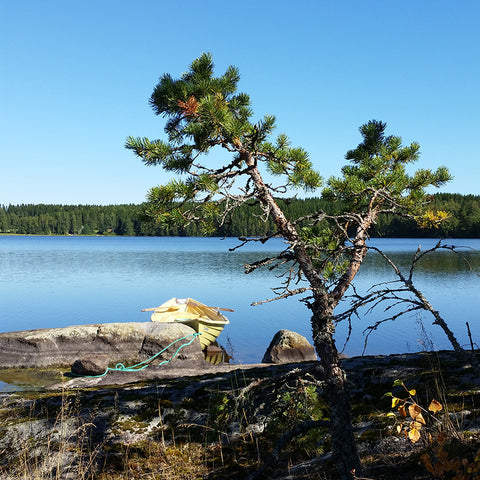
[408,389,416,396]
[392,397,401,408]
[416,210,450,229]
[396,425,403,434]
[409,404,426,424]
[428,399,443,413]
[408,427,421,443]
[415,413,426,425]
[398,405,407,417]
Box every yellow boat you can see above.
[141,298,231,362]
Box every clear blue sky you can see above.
[1,0,479,205]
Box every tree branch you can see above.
[251,287,312,306]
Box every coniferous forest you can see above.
[0,193,479,238]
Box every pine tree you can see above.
[128,54,449,478]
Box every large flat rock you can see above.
[0,322,206,370]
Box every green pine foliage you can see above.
[0,194,479,237]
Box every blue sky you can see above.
[1,0,479,205]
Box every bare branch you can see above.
[251,287,312,306]
[362,306,423,353]
[345,241,479,368]
[228,234,281,253]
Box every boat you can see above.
[141,298,232,363]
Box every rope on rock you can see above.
[83,332,201,378]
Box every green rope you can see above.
[82,332,201,378]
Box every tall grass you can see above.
[1,353,479,480]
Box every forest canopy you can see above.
[1,193,479,238]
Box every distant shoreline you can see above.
[2,194,480,238]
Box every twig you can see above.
[466,321,477,353]
[245,419,330,480]
[348,241,479,369]
[251,287,311,305]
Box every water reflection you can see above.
[0,236,478,364]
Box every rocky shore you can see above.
[0,322,206,370]
[1,324,479,479]
[0,323,318,390]
[1,348,480,479]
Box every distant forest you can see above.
[1,193,479,238]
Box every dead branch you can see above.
[245,419,330,480]
[243,250,295,273]
[251,287,312,306]
[344,242,479,369]
[228,234,280,253]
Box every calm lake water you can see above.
[1,235,479,366]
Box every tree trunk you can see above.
[311,299,361,479]
[244,157,361,478]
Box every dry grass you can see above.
[1,352,480,479]
[97,441,208,480]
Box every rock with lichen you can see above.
[0,322,205,370]
[262,329,317,364]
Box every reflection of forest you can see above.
[1,193,479,237]
[363,249,480,274]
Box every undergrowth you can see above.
[1,352,479,480]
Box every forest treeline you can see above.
[1,193,479,238]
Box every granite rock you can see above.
[0,322,205,370]
[262,329,317,364]
[71,354,110,376]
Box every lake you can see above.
[1,235,479,366]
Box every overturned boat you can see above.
[142,298,232,364]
